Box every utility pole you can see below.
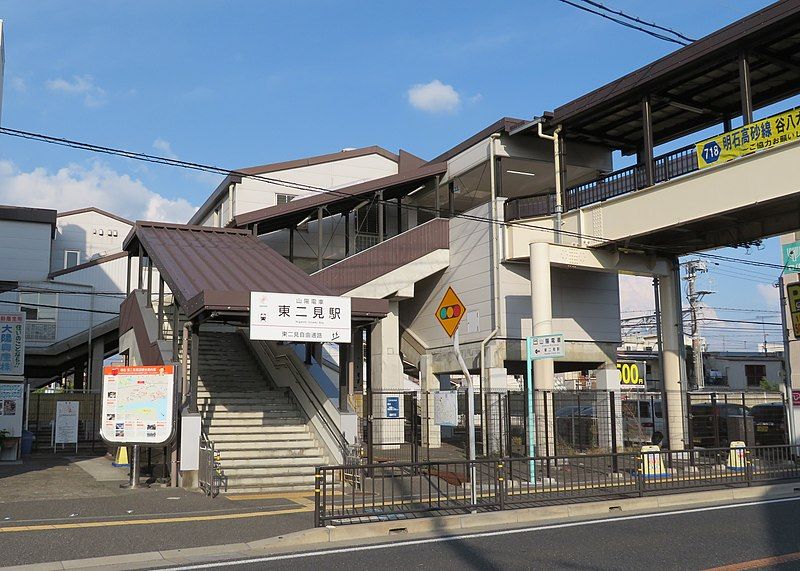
[683,260,713,389]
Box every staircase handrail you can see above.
[243,333,354,464]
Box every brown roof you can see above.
[58,207,133,226]
[123,222,388,320]
[188,146,410,226]
[233,162,447,234]
[425,117,527,165]
[549,0,800,150]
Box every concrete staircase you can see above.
[197,332,329,494]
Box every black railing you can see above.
[505,144,697,221]
[315,444,800,526]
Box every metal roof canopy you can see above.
[123,222,389,322]
[233,162,447,234]
[549,0,800,152]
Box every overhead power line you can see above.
[555,0,691,46]
[1,125,790,275]
[577,0,696,43]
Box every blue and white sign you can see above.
[0,313,25,377]
[782,241,800,275]
[386,396,400,419]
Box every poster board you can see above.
[0,382,24,437]
[433,390,458,427]
[100,365,177,446]
[0,313,25,376]
[54,401,79,445]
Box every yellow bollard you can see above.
[640,445,670,478]
[727,441,747,472]
[113,445,129,467]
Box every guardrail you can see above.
[505,144,697,221]
[314,444,800,526]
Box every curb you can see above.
[5,482,800,570]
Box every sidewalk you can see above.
[0,455,316,567]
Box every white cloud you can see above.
[407,80,461,114]
[45,75,106,107]
[0,160,197,223]
[10,77,27,93]
[756,283,780,308]
[618,274,655,314]
[152,138,177,159]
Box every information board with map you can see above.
[100,365,176,445]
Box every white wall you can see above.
[201,153,398,227]
[403,203,495,350]
[52,211,132,272]
[0,220,52,282]
[705,355,784,390]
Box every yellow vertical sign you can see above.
[786,282,800,338]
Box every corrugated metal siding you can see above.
[312,218,449,295]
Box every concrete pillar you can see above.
[370,301,404,448]
[90,338,104,391]
[419,354,441,449]
[74,362,85,390]
[595,365,623,453]
[485,367,508,456]
[530,242,555,456]
[659,265,686,450]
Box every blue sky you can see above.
[0,0,787,348]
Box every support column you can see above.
[317,206,324,271]
[146,255,153,307]
[90,337,104,391]
[377,191,385,242]
[126,253,132,294]
[137,245,144,290]
[659,264,686,450]
[739,52,754,125]
[74,362,85,390]
[157,277,165,340]
[595,364,622,454]
[188,324,199,414]
[530,242,555,456]
[289,226,295,263]
[641,96,655,187]
[344,211,350,257]
[338,342,352,413]
[419,354,441,450]
[369,301,404,448]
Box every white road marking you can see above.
[164,496,800,570]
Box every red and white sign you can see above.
[792,390,800,407]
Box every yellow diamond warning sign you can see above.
[436,286,466,338]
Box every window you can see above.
[19,292,57,342]
[276,193,295,205]
[745,364,767,387]
[64,250,80,269]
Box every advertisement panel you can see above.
[0,313,25,376]
[617,360,646,388]
[696,107,800,169]
[249,292,351,343]
[101,365,176,445]
[54,401,79,445]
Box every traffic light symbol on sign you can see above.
[439,305,462,320]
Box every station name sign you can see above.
[250,292,351,343]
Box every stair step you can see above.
[202,410,303,419]
[221,457,324,468]
[206,425,309,435]
[222,484,318,494]
[212,432,313,443]
[223,466,320,477]
[204,417,305,427]
[217,448,323,459]
[214,440,318,451]
[198,404,298,413]
[197,391,286,399]
[226,474,320,486]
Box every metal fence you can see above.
[314,444,800,526]
[360,389,790,467]
[28,390,102,452]
[505,144,698,221]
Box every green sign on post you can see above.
[783,241,800,275]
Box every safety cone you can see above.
[727,441,747,472]
[113,446,129,467]
[640,444,670,478]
